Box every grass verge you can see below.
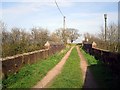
[2,47,70,88]
[80,48,119,88]
[49,47,83,88]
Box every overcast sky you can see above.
[1,0,118,43]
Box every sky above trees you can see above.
[1,0,118,42]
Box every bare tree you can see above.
[0,21,6,57]
[54,28,80,44]
[49,32,61,42]
[31,27,49,48]
[11,27,21,43]
[107,23,118,52]
[85,22,119,52]
[67,28,80,43]
[98,26,105,41]
[54,28,68,44]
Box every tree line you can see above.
[1,21,80,58]
[84,22,119,53]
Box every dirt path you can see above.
[76,46,98,88]
[33,46,74,88]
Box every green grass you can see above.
[80,48,98,65]
[80,48,119,88]
[49,47,83,88]
[2,47,70,88]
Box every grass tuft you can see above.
[2,47,70,88]
[49,47,83,88]
[80,48,120,88]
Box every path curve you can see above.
[33,46,74,88]
[76,46,98,88]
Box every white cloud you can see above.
[65,11,117,36]
[0,8,3,19]
[2,1,118,37]
[107,12,118,24]
[2,0,119,2]
[3,5,30,14]
[2,2,74,16]
[69,11,118,23]
[3,3,47,16]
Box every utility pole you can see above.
[63,16,66,44]
[63,16,66,30]
[104,14,107,42]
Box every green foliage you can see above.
[2,27,50,58]
[80,48,98,65]
[2,47,70,88]
[49,48,83,88]
[67,43,77,46]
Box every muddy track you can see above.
[33,46,97,88]
[33,46,74,88]
[76,46,98,88]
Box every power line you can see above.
[55,0,64,17]
[55,0,66,30]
